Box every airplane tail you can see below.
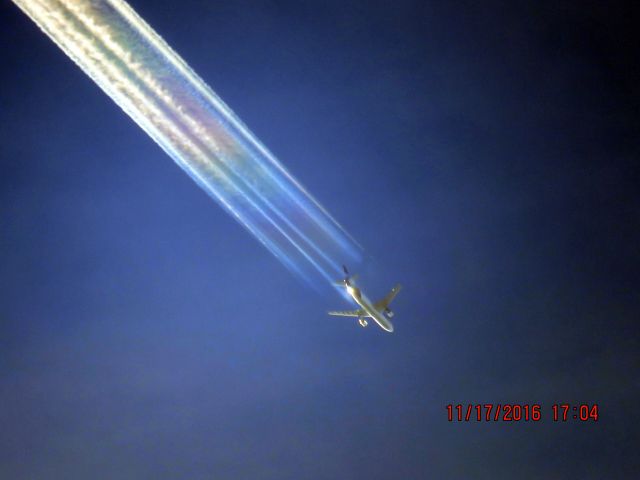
[333,273,358,287]
[334,265,358,287]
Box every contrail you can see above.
[12,0,363,288]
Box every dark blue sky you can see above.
[1,1,638,478]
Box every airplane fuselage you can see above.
[346,285,395,333]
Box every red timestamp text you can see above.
[446,403,541,422]
[552,404,599,422]
[446,404,599,422]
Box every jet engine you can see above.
[384,308,394,318]
[358,318,368,327]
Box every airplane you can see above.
[328,266,401,333]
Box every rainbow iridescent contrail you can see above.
[12,0,363,288]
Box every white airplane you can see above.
[329,266,401,333]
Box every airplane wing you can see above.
[328,309,366,317]
[374,284,402,310]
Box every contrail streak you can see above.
[12,0,363,288]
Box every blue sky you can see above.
[1,1,638,478]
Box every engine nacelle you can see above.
[384,308,394,318]
[358,318,368,327]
